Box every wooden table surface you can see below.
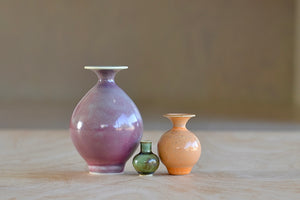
[0,130,299,199]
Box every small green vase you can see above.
[132,141,160,176]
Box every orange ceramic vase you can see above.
[158,113,201,175]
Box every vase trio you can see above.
[70,66,201,175]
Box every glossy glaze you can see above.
[132,141,159,176]
[70,66,143,174]
[158,113,201,175]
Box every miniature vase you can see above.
[132,141,160,176]
[158,113,201,175]
[70,66,143,174]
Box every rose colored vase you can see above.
[70,66,143,174]
[158,113,201,175]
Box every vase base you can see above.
[89,171,124,175]
[167,167,192,175]
[88,164,124,174]
[138,174,153,176]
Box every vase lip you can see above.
[84,66,128,70]
[140,140,152,144]
[163,113,196,118]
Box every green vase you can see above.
[132,141,160,176]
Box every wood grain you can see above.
[0,130,299,199]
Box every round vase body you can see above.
[70,66,143,174]
[158,113,201,175]
[132,141,160,176]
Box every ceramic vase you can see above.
[70,66,143,174]
[158,113,201,175]
[132,141,160,176]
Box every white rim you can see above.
[140,140,152,143]
[84,66,128,70]
[163,113,196,118]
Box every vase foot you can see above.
[88,164,124,174]
[138,174,153,176]
[167,167,192,175]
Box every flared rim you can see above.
[163,113,196,118]
[140,140,152,144]
[84,66,128,70]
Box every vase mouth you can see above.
[140,140,152,144]
[163,113,196,118]
[84,66,128,70]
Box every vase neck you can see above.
[84,66,128,84]
[140,141,152,153]
[164,113,195,130]
[94,69,118,83]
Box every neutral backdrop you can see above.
[0,0,297,128]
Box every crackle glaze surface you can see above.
[70,67,143,173]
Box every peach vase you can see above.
[158,113,201,175]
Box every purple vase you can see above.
[70,66,143,174]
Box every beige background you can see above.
[294,0,300,108]
[0,0,297,128]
